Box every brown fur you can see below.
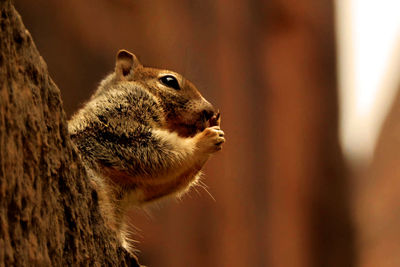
[68,49,225,253]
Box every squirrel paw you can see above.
[196,126,225,153]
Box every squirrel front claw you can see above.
[195,126,225,153]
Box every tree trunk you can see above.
[260,1,354,266]
[0,1,140,266]
[356,81,400,267]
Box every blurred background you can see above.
[13,0,400,266]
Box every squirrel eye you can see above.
[159,75,180,90]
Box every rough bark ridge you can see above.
[0,1,139,266]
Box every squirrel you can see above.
[68,49,225,253]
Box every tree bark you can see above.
[0,1,140,266]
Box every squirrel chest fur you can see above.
[68,50,224,250]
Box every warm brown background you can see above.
[12,1,400,267]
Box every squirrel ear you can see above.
[115,50,141,80]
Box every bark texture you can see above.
[0,1,139,266]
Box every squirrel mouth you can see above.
[207,111,220,127]
[192,110,221,133]
[168,110,220,137]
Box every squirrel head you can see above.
[114,49,216,137]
